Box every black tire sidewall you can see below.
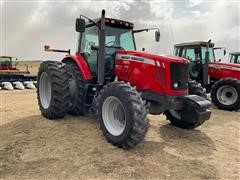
[211,78,240,110]
[98,85,134,144]
[37,62,54,115]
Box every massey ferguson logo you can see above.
[116,54,155,65]
[121,55,144,62]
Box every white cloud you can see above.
[1,0,239,61]
[188,0,203,7]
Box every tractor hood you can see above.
[116,50,189,64]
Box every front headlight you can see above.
[173,82,179,89]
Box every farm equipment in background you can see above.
[0,56,37,90]
[174,41,240,110]
[229,52,240,64]
[37,10,211,149]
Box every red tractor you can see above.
[174,41,240,111]
[37,10,211,149]
[229,52,240,64]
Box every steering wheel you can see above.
[105,41,116,47]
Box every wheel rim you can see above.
[102,96,126,136]
[39,72,52,109]
[169,110,181,119]
[216,85,238,106]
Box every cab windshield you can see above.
[174,46,215,62]
[78,25,136,76]
[80,26,136,53]
[201,47,215,62]
[230,54,240,64]
[0,57,12,67]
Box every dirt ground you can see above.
[0,90,239,179]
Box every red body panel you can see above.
[115,50,189,96]
[0,67,17,70]
[62,53,92,80]
[208,62,240,80]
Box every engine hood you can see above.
[209,61,240,68]
[116,50,189,64]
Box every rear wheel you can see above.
[37,61,70,119]
[65,61,86,115]
[96,81,149,149]
[211,78,240,110]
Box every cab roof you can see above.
[229,52,240,55]
[174,41,215,48]
[0,56,12,58]
[86,17,134,29]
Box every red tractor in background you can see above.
[37,10,211,149]
[229,52,240,64]
[174,41,240,111]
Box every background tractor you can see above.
[174,41,240,110]
[229,52,240,64]
[37,10,211,149]
[0,56,37,90]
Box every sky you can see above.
[0,0,239,62]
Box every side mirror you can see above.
[224,49,226,56]
[76,18,85,33]
[155,31,160,42]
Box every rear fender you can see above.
[62,53,92,80]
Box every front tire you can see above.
[188,81,207,98]
[37,61,70,119]
[211,78,240,110]
[96,81,149,149]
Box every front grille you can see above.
[170,63,189,90]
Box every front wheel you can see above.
[188,81,207,98]
[96,81,149,149]
[211,78,240,111]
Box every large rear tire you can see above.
[211,78,240,110]
[37,61,70,119]
[65,61,86,116]
[96,81,149,149]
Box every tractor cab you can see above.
[174,41,215,86]
[229,52,240,64]
[0,56,15,70]
[78,18,136,79]
[75,13,160,84]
